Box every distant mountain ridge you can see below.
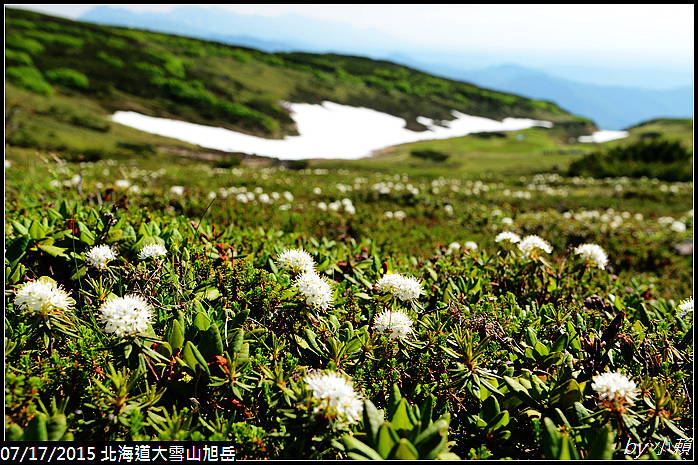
[432,64,693,130]
[78,5,693,130]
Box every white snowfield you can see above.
[110,101,625,160]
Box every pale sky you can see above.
[7,4,695,85]
[8,4,693,59]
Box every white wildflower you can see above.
[138,243,167,260]
[574,243,609,270]
[85,244,118,270]
[170,185,184,196]
[14,278,73,315]
[464,241,478,251]
[99,294,153,337]
[495,231,521,244]
[591,371,638,405]
[305,370,363,424]
[373,309,413,340]
[517,235,553,260]
[376,273,423,302]
[294,272,334,311]
[677,297,693,318]
[276,249,315,274]
[446,242,461,255]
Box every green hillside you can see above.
[5,7,597,162]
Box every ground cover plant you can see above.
[3,6,693,459]
[4,148,693,459]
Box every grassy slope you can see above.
[5,7,597,161]
[314,118,694,179]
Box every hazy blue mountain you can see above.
[451,64,693,130]
[78,5,693,130]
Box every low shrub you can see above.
[45,68,90,90]
[410,149,450,162]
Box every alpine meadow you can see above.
[4,7,694,460]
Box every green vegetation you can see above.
[568,139,693,182]
[3,6,694,460]
[5,7,592,144]
[410,149,450,162]
[4,151,693,457]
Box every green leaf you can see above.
[181,341,210,376]
[6,234,30,267]
[231,308,250,327]
[551,333,569,352]
[155,341,173,359]
[229,328,244,354]
[503,376,538,409]
[28,219,47,240]
[23,413,48,441]
[388,384,403,418]
[413,419,449,459]
[46,207,63,222]
[418,395,434,433]
[37,244,70,259]
[389,438,420,460]
[540,417,561,459]
[481,395,501,422]
[585,424,615,460]
[198,322,224,360]
[486,410,510,433]
[525,327,538,346]
[235,343,249,364]
[304,329,326,354]
[46,414,67,441]
[342,435,384,460]
[6,423,24,441]
[391,398,414,435]
[363,399,384,448]
[167,319,185,352]
[549,379,583,410]
[192,311,211,332]
[12,220,29,235]
[534,341,549,357]
[376,423,399,458]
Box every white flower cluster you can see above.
[305,370,363,424]
[373,309,413,339]
[446,242,461,255]
[574,243,608,270]
[99,294,153,337]
[495,231,521,244]
[517,235,553,260]
[677,297,693,318]
[14,279,73,315]
[276,249,316,274]
[85,244,118,270]
[294,272,334,311]
[591,371,638,404]
[138,243,167,260]
[317,198,356,215]
[375,273,423,302]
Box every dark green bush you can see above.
[5,48,34,66]
[568,139,692,182]
[5,34,45,55]
[45,68,90,90]
[97,51,125,69]
[5,66,53,95]
[213,155,242,169]
[410,149,450,162]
